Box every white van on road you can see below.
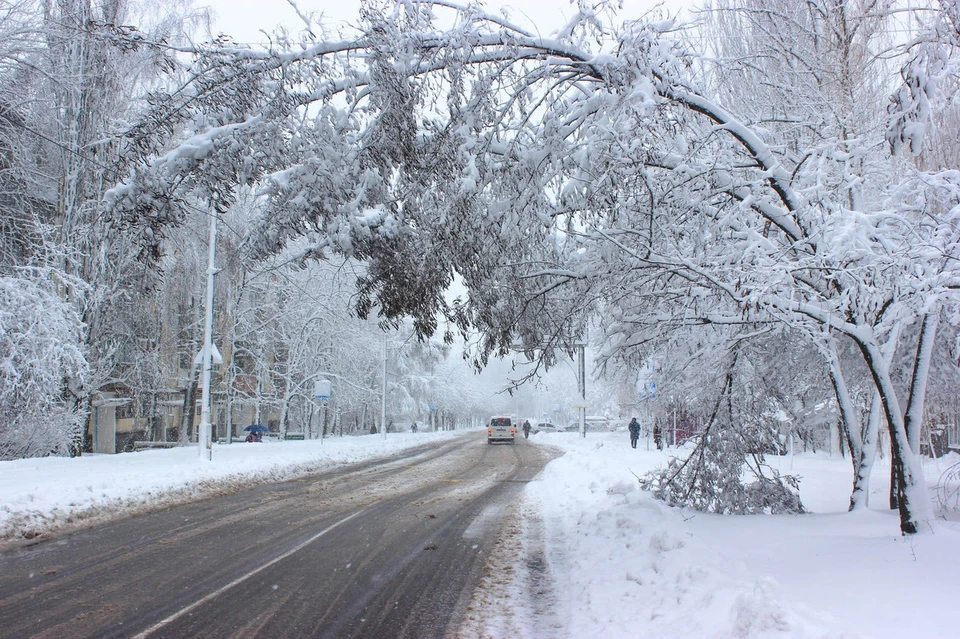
[487,416,516,444]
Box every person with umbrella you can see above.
[245,424,267,442]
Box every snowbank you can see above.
[520,431,960,639]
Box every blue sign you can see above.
[314,379,331,399]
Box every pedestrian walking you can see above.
[628,417,641,449]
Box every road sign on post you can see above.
[314,379,331,399]
[313,379,331,442]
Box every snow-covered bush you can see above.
[0,274,88,460]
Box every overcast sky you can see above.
[200,0,688,45]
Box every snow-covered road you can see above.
[0,431,459,544]
[0,432,554,637]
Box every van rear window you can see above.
[490,418,511,427]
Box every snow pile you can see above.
[515,432,960,639]
[0,432,455,544]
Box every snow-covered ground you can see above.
[3,430,959,638]
[489,432,960,639]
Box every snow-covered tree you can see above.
[0,272,88,459]
[0,0,208,454]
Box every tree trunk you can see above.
[254,376,262,426]
[225,345,236,444]
[148,391,159,442]
[134,393,143,443]
[856,338,932,534]
[889,444,900,510]
[903,312,939,454]
[849,395,881,511]
[180,377,197,445]
[278,388,291,439]
[826,340,876,511]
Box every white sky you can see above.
[200,0,689,44]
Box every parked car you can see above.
[566,417,612,433]
[487,416,516,444]
[534,422,558,434]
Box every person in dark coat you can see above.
[653,423,663,450]
[628,417,641,449]
[522,420,531,439]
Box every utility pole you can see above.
[578,344,586,438]
[381,332,388,440]
[672,402,677,448]
[197,207,219,461]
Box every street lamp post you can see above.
[197,207,219,461]
[381,332,388,440]
[577,343,586,438]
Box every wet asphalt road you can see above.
[0,432,555,639]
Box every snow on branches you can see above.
[887,3,960,155]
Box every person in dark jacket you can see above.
[653,423,663,450]
[628,417,641,449]
[522,420,531,439]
